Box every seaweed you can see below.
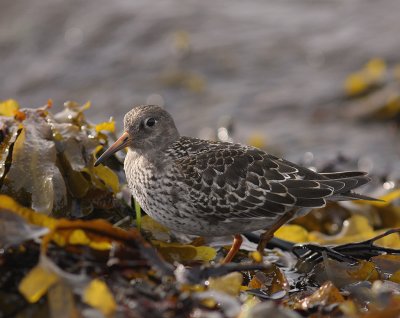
[1,98,400,317]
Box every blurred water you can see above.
[0,0,399,175]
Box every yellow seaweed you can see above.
[0,99,19,116]
[19,265,59,303]
[83,279,116,316]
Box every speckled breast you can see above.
[124,151,187,229]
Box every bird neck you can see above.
[127,140,173,167]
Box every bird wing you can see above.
[171,139,337,221]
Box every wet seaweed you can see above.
[1,97,400,317]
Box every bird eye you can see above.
[144,117,157,127]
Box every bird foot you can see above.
[221,234,243,263]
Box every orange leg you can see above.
[257,210,296,253]
[222,234,243,263]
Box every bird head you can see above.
[94,105,179,166]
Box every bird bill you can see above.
[94,131,130,166]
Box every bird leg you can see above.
[222,234,243,263]
[257,209,296,253]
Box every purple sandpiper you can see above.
[95,105,376,262]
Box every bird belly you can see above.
[135,188,280,236]
[164,217,279,237]
[128,174,279,236]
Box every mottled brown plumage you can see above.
[95,105,375,261]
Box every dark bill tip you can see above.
[94,131,130,166]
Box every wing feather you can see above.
[171,137,372,221]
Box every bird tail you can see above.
[330,192,383,202]
[318,171,382,202]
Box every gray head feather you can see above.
[123,105,180,154]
